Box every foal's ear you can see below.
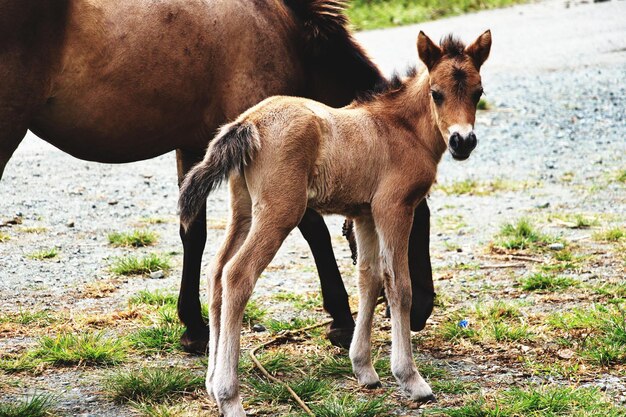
[417,31,442,71]
[465,30,492,70]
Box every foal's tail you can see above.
[178,122,260,231]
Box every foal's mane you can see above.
[354,34,467,104]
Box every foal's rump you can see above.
[179,121,260,230]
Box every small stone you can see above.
[548,243,565,251]
[108,200,118,205]
[252,324,266,332]
[149,270,165,279]
[67,221,75,228]
[535,202,550,209]
[557,348,575,359]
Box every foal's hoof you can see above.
[365,381,383,389]
[180,327,209,354]
[326,326,354,349]
[417,394,437,404]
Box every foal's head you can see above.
[417,30,492,160]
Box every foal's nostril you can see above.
[449,133,461,151]
[467,132,477,151]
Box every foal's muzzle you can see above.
[448,131,477,161]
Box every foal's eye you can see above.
[472,88,484,105]
[431,90,444,105]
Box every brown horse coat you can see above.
[179,30,491,416]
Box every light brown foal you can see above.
[179,30,491,416]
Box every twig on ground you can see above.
[248,297,384,415]
[480,262,527,269]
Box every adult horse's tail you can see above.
[178,122,259,231]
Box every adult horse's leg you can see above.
[298,209,355,348]
[176,149,209,353]
[0,125,26,181]
[344,199,436,332]
[408,199,435,331]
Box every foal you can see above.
[179,30,491,416]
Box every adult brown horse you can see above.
[0,0,435,352]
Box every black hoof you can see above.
[418,394,437,404]
[326,325,354,349]
[365,381,383,389]
[410,294,435,332]
[180,327,209,354]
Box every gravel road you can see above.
[1,0,625,415]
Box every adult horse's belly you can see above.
[29,0,264,163]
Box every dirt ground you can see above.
[1,0,625,416]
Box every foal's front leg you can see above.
[374,202,434,402]
[349,216,384,387]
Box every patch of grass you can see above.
[439,319,478,342]
[249,376,331,405]
[417,362,449,380]
[108,229,158,247]
[130,401,186,417]
[0,310,55,326]
[0,394,55,417]
[273,292,323,310]
[437,178,529,196]
[264,317,317,333]
[520,273,576,291]
[489,321,534,342]
[129,290,177,307]
[428,386,620,417]
[593,227,625,242]
[105,367,203,404]
[110,253,170,276]
[311,394,390,417]
[549,305,626,366]
[503,386,616,416]
[257,351,299,375]
[493,218,559,251]
[616,169,626,183]
[0,355,44,374]
[26,247,58,260]
[346,0,525,30]
[477,98,489,110]
[129,311,184,354]
[484,301,521,320]
[0,232,9,242]
[593,282,626,301]
[523,357,580,378]
[31,331,126,366]
[316,354,353,378]
[243,299,267,327]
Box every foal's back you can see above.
[238,96,390,217]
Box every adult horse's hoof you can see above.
[180,327,209,354]
[326,325,354,349]
[365,381,383,389]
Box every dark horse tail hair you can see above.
[178,122,259,231]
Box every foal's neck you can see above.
[361,68,446,163]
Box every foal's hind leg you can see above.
[213,200,307,417]
[349,215,384,388]
[373,201,434,402]
[205,175,252,399]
